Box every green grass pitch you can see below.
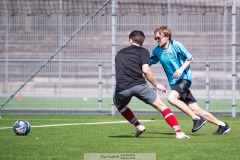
[0,115,239,160]
[0,97,237,111]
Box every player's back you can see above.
[115,45,148,92]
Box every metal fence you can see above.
[0,0,239,116]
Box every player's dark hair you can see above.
[129,30,145,46]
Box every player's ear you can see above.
[129,39,133,45]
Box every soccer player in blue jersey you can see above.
[113,30,189,139]
[150,26,230,135]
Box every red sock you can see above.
[117,106,140,127]
[162,108,181,132]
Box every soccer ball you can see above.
[13,120,31,136]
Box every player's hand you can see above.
[173,69,183,78]
[156,83,166,93]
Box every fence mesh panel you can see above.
[0,0,239,116]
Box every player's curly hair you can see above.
[154,26,172,41]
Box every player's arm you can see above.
[150,49,159,65]
[142,64,166,93]
[173,42,193,78]
[173,57,193,78]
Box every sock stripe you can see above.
[173,125,180,132]
[164,113,174,119]
[162,108,181,133]
[130,117,138,124]
[119,106,128,113]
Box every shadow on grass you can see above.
[108,132,175,138]
[109,131,206,139]
[148,131,205,136]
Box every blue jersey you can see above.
[150,40,193,88]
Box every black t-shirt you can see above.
[115,45,150,92]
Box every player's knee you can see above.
[115,104,122,110]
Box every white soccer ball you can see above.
[13,120,31,136]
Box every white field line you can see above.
[0,120,153,130]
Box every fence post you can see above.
[205,62,210,111]
[231,0,237,117]
[4,0,10,94]
[98,63,103,111]
[57,0,63,95]
[111,0,116,115]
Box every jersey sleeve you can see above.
[175,41,192,61]
[140,48,151,65]
[150,47,159,65]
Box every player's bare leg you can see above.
[188,102,220,125]
[168,90,200,119]
[188,102,230,135]
[168,90,206,132]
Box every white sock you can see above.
[193,116,200,120]
[218,121,226,126]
